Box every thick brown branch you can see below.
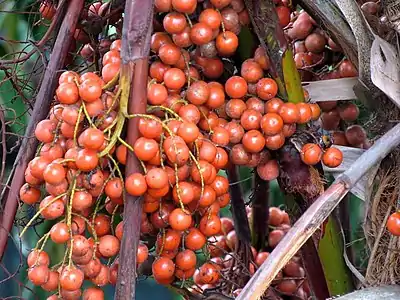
[0,0,83,261]
[114,1,154,299]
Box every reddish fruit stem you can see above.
[301,238,330,299]
[251,173,269,251]
[0,0,83,261]
[226,164,252,270]
[114,1,154,299]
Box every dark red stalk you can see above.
[226,165,252,267]
[0,0,83,261]
[301,238,330,299]
[251,173,269,251]
[114,1,154,299]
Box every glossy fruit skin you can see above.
[199,263,220,284]
[322,147,343,168]
[387,212,400,236]
[242,130,265,153]
[163,12,187,34]
[152,257,176,280]
[190,23,213,45]
[60,268,84,291]
[19,183,41,205]
[256,78,278,100]
[225,76,248,99]
[199,8,222,30]
[169,208,192,230]
[185,228,206,250]
[50,222,70,244]
[199,214,221,236]
[279,103,300,124]
[216,31,239,56]
[260,113,284,136]
[125,173,147,196]
[296,103,312,124]
[27,249,50,267]
[264,132,285,150]
[176,249,197,271]
[300,143,322,165]
[28,265,50,286]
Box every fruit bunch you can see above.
[320,101,370,150]
[276,3,368,151]
[21,38,126,300]
[22,0,347,299]
[189,206,310,299]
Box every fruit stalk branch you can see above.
[226,165,252,265]
[237,122,400,299]
[250,173,269,251]
[0,0,83,261]
[114,1,154,300]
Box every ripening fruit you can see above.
[260,113,284,136]
[339,103,359,122]
[83,287,105,300]
[322,147,343,168]
[50,222,70,244]
[387,212,400,236]
[79,79,102,102]
[216,31,239,56]
[43,163,66,185]
[39,196,65,220]
[137,244,149,264]
[27,249,50,267]
[257,159,279,181]
[300,143,322,165]
[60,267,84,291]
[268,229,285,248]
[40,1,56,20]
[176,249,197,271]
[190,23,213,45]
[41,270,59,292]
[256,78,278,100]
[199,214,221,236]
[28,265,50,286]
[98,235,120,258]
[19,183,41,205]
[225,76,248,99]
[296,103,312,124]
[345,125,367,147]
[185,228,206,251]
[169,208,192,231]
[163,12,187,34]
[76,148,99,171]
[279,103,300,124]
[56,82,79,104]
[79,128,105,150]
[269,207,284,226]
[199,262,220,284]
[35,119,56,143]
[199,8,221,30]
[125,173,147,196]
[152,257,176,280]
[310,103,321,120]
